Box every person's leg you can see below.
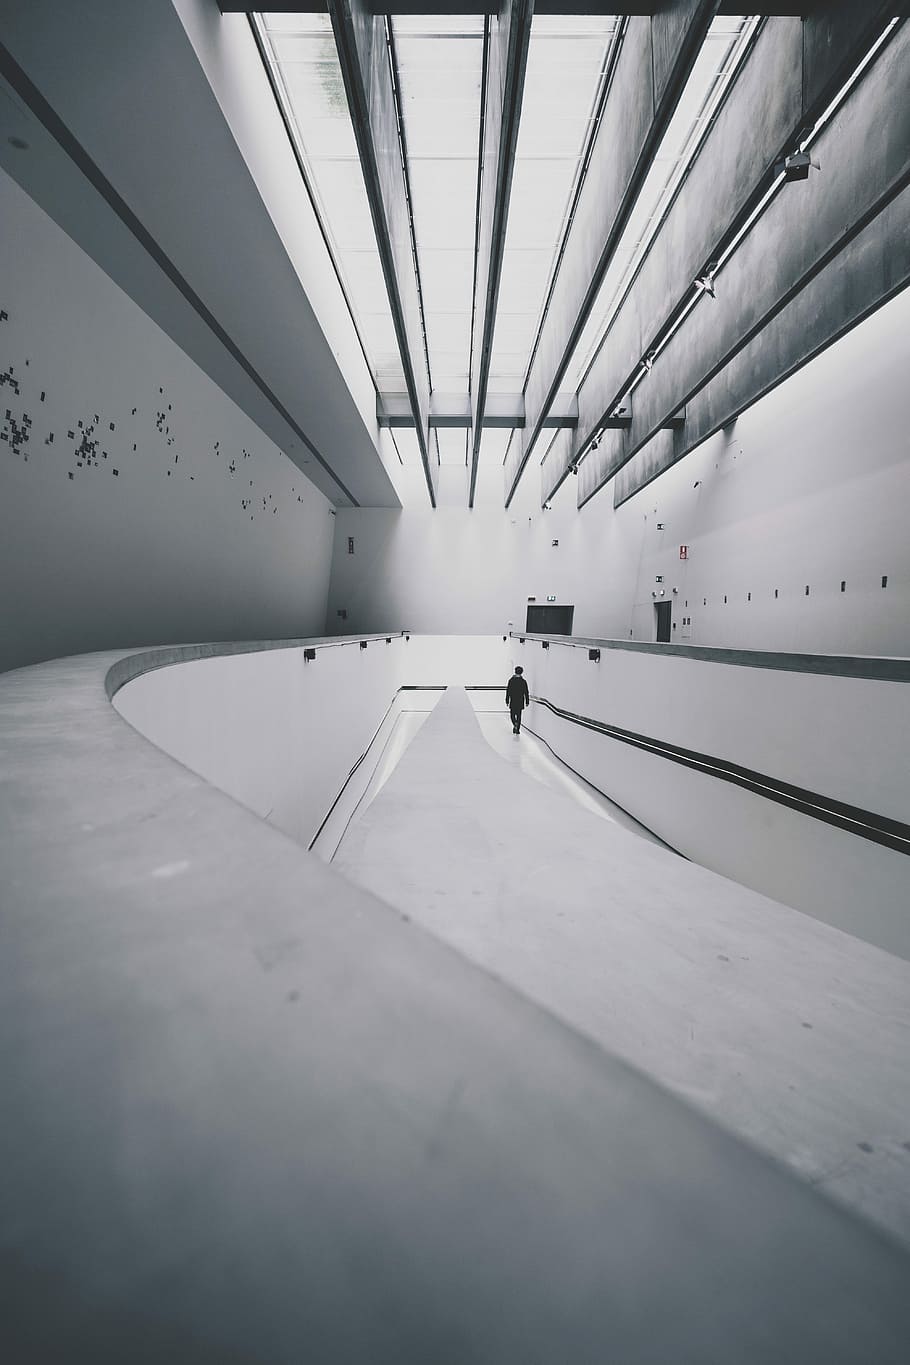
[511,706,522,734]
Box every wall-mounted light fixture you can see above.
[303,648,316,662]
[588,649,601,662]
[359,640,368,650]
[775,149,820,181]
[656,522,665,530]
[541,641,549,650]
[519,637,526,644]
[385,637,392,644]
[404,633,411,641]
[695,265,718,298]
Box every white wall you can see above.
[112,635,508,848]
[327,287,910,655]
[517,639,910,958]
[0,169,334,674]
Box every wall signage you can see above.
[679,545,689,560]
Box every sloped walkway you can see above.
[336,687,910,1246]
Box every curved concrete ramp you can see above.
[336,686,910,1245]
[2,654,910,1361]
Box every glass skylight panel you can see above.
[472,427,516,506]
[256,11,406,390]
[486,14,618,395]
[392,14,484,395]
[564,15,758,391]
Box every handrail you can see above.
[510,631,910,683]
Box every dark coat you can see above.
[505,675,530,710]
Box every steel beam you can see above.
[503,0,719,509]
[328,0,437,505]
[564,3,899,508]
[575,20,910,507]
[468,0,533,507]
[378,391,576,429]
[219,5,830,14]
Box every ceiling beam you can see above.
[577,18,910,508]
[613,182,910,509]
[219,6,830,14]
[567,3,902,508]
[503,1,720,509]
[377,391,578,429]
[327,0,438,506]
[468,1,534,508]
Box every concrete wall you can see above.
[112,632,909,955]
[515,638,910,958]
[0,169,334,674]
[113,635,508,848]
[328,285,910,654]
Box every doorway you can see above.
[526,604,575,634]
[654,600,672,643]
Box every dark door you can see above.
[655,601,672,642]
[526,605,575,634]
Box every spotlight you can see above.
[359,640,368,650]
[590,438,599,451]
[541,641,549,650]
[695,273,716,299]
[588,649,601,662]
[642,350,656,372]
[385,637,392,644]
[693,480,702,489]
[776,150,820,181]
[303,648,316,662]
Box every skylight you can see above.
[391,13,484,396]
[486,13,619,396]
[255,10,406,391]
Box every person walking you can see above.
[505,665,530,735]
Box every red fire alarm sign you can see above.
[679,545,689,560]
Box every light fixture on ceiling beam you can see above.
[694,268,717,299]
[775,149,821,182]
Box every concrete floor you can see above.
[336,687,910,1247]
[4,651,910,1360]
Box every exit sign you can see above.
[679,545,689,560]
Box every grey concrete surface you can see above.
[581,19,910,506]
[506,4,717,502]
[3,649,910,1362]
[336,686,910,1247]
